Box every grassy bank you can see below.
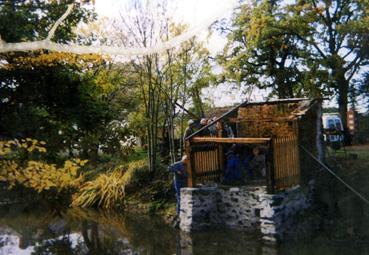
[73,148,177,220]
[0,140,177,220]
[314,144,369,241]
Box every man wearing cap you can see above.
[168,155,188,216]
[183,119,196,144]
[199,118,211,136]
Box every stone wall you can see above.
[179,184,314,241]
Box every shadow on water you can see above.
[0,204,369,255]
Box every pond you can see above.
[0,204,369,255]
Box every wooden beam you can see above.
[229,116,295,123]
[266,140,275,193]
[191,137,271,144]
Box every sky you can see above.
[93,0,250,107]
[92,0,367,112]
[94,0,232,53]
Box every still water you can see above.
[0,205,368,255]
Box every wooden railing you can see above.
[191,137,271,144]
[272,135,300,190]
[186,136,301,193]
[186,137,273,189]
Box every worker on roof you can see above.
[208,117,218,136]
[198,118,211,136]
[183,119,196,144]
[168,155,189,216]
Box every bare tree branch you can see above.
[46,4,74,41]
[0,0,239,57]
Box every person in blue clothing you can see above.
[168,155,188,216]
[223,145,242,185]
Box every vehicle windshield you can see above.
[328,119,335,129]
[335,119,342,130]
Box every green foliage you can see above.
[357,114,369,144]
[0,1,95,43]
[122,159,151,191]
[220,1,321,98]
[0,1,139,161]
[221,0,369,122]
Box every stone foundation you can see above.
[179,184,314,241]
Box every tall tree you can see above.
[113,0,171,172]
[288,0,369,126]
[222,0,369,126]
[114,0,213,169]
[0,1,132,159]
[220,1,317,99]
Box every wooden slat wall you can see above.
[272,135,300,189]
[192,147,221,183]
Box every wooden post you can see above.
[266,139,275,193]
[185,140,194,187]
[217,122,224,181]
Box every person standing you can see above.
[208,117,218,136]
[223,145,242,185]
[247,146,266,179]
[198,118,211,136]
[183,119,196,144]
[168,155,188,216]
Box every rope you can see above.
[300,145,369,206]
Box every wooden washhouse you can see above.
[184,98,324,193]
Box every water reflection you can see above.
[0,205,368,255]
[0,206,177,255]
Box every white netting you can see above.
[0,0,239,56]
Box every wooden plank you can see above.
[204,151,209,181]
[289,137,293,186]
[200,152,204,174]
[196,170,222,177]
[284,137,288,187]
[210,151,213,171]
[294,135,301,185]
[273,135,301,190]
[192,137,271,144]
[289,137,293,187]
[274,138,280,188]
[266,140,275,193]
[279,137,284,188]
[273,140,277,187]
[191,144,217,152]
[229,116,295,123]
[292,136,297,185]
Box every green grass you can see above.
[320,144,369,240]
[126,148,147,162]
[326,144,369,160]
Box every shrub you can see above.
[71,159,150,209]
[72,170,125,209]
[122,159,150,191]
[0,139,86,195]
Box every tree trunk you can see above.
[336,73,349,129]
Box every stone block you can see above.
[179,183,314,241]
